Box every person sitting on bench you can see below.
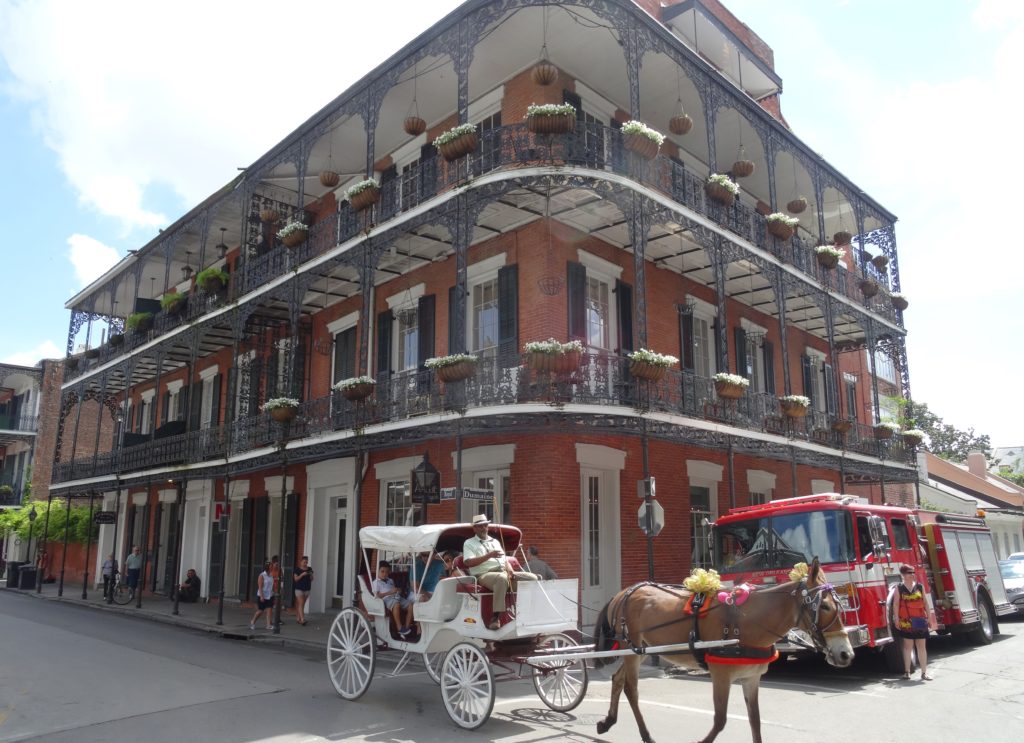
[462,514,538,630]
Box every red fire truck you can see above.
[712,494,1016,668]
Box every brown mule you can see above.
[593,559,853,743]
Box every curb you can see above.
[2,586,328,655]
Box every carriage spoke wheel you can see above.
[326,607,376,700]
[531,632,589,712]
[440,642,494,729]
[424,651,446,684]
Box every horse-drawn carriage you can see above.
[326,522,854,741]
[326,522,589,729]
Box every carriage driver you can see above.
[462,514,538,630]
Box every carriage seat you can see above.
[412,576,461,623]
[451,555,518,628]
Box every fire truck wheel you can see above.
[967,594,996,646]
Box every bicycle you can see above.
[110,573,135,605]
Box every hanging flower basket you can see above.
[404,115,427,136]
[263,398,300,423]
[277,221,308,248]
[732,159,755,178]
[871,254,889,272]
[627,349,678,382]
[859,279,879,299]
[108,333,125,348]
[713,373,749,400]
[259,208,280,224]
[65,357,80,372]
[874,422,900,440]
[779,395,810,419]
[425,354,478,383]
[620,121,664,161]
[319,170,340,189]
[705,174,739,207]
[196,267,229,294]
[902,429,925,448]
[831,419,854,434]
[85,348,101,359]
[833,231,853,246]
[524,339,583,374]
[434,124,479,162]
[891,294,909,311]
[525,103,576,135]
[629,360,667,382]
[815,245,844,269]
[161,291,187,316]
[787,197,808,214]
[669,113,693,136]
[335,376,376,402]
[531,61,558,86]
[766,213,799,241]
[127,311,154,334]
[346,180,380,212]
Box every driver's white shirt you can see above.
[463,534,507,576]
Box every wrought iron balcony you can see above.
[51,351,908,484]
[0,413,37,434]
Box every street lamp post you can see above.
[412,453,440,526]
[26,506,37,568]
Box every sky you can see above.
[0,0,1020,446]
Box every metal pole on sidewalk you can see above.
[108,483,122,604]
[135,487,151,609]
[37,493,53,593]
[273,448,287,635]
[172,480,186,616]
[58,495,72,596]
[82,491,95,599]
[217,466,230,626]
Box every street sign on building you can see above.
[440,487,494,501]
[638,500,664,537]
[93,511,117,525]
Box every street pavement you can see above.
[1,586,1023,742]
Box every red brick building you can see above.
[50,0,915,627]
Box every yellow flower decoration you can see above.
[684,567,722,593]
[789,562,809,582]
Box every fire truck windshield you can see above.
[715,509,855,575]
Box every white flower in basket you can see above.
[620,120,665,146]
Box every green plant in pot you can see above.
[161,290,187,315]
[127,311,154,334]
[196,267,228,294]
[107,332,125,347]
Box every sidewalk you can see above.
[1,579,333,653]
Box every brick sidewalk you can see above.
[1,579,333,652]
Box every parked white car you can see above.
[999,560,1024,615]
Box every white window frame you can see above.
[687,295,718,378]
[386,283,425,373]
[577,249,622,354]
[805,347,827,413]
[747,469,777,503]
[139,389,156,435]
[466,253,506,356]
[811,478,836,494]
[741,319,767,393]
[328,311,360,383]
[199,364,219,430]
[166,380,183,423]
[375,456,423,527]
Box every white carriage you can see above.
[326,522,588,729]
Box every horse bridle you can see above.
[791,579,846,655]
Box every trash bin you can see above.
[4,561,23,585]
[18,565,37,591]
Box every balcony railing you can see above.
[52,352,909,484]
[0,413,38,433]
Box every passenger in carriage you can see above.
[462,514,539,630]
[412,552,447,602]
[372,561,413,637]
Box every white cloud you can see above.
[67,233,121,287]
[0,0,463,232]
[2,340,62,366]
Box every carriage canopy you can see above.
[358,523,523,555]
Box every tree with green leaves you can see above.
[0,499,98,545]
[891,398,992,462]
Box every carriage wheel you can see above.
[424,651,446,684]
[531,632,589,712]
[440,642,494,729]
[326,607,376,700]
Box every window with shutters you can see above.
[476,112,502,174]
[200,377,215,429]
[843,374,858,421]
[139,397,152,435]
[585,276,611,351]
[471,278,499,355]
[571,251,621,355]
[693,315,714,377]
[167,388,180,422]
[803,348,826,412]
[328,312,359,385]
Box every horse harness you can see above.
[607,579,841,669]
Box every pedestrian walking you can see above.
[250,561,274,630]
[101,553,118,598]
[124,546,142,591]
[891,564,937,680]
[525,545,558,580]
